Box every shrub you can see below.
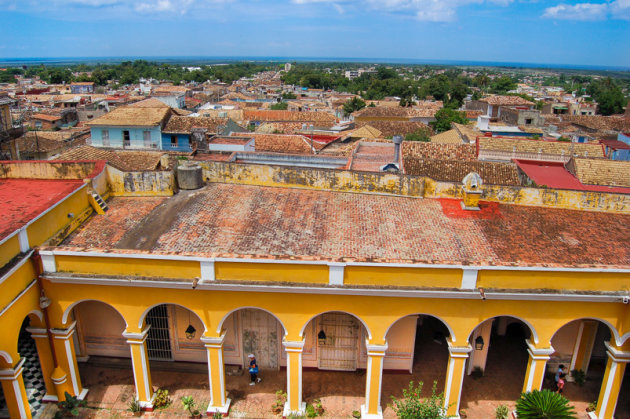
[271,390,287,414]
[128,398,142,413]
[571,369,586,387]
[391,381,448,419]
[55,392,88,418]
[496,404,509,419]
[515,390,577,419]
[154,389,171,409]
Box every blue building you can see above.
[601,133,630,161]
[161,116,228,152]
[87,99,171,150]
[70,82,94,94]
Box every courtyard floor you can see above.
[36,336,630,418]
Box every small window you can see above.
[143,130,152,147]
[123,130,130,147]
[525,118,533,125]
[171,135,178,148]
[102,128,110,147]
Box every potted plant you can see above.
[586,401,597,413]
[181,396,202,419]
[515,390,577,418]
[352,410,361,418]
[496,404,509,419]
[154,388,172,409]
[55,391,87,418]
[128,399,143,417]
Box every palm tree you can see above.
[515,390,577,419]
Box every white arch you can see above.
[0,350,13,365]
[299,310,372,340]
[63,299,129,328]
[138,303,208,334]
[467,314,540,345]
[217,306,287,336]
[26,309,43,324]
[384,313,455,343]
[552,317,622,347]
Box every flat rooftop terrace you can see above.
[0,178,84,241]
[61,183,630,269]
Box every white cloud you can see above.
[291,0,514,21]
[543,0,630,21]
[332,2,344,13]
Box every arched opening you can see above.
[460,316,533,415]
[15,316,46,417]
[549,319,618,413]
[300,311,371,418]
[220,307,287,413]
[382,315,451,417]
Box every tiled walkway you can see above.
[36,335,630,418]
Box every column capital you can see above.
[605,341,630,363]
[447,340,472,358]
[283,338,305,353]
[26,327,48,339]
[0,358,25,381]
[123,326,151,344]
[526,339,554,360]
[201,332,226,348]
[50,321,77,340]
[366,341,388,356]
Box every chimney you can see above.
[461,172,483,211]
[477,115,490,131]
[392,135,403,165]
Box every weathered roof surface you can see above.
[86,105,171,127]
[350,142,395,172]
[32,113,62,122]
[15,130,88,153]
[403,142,477,161]
[163,116,226,134]
[56,145,163,172]
[128,98,170,108]
[354,106,417,118]
[570,158,630,188]
[482,95,534,106]
[243,110,336,124]
[430,129,462,144]
[349,125,382,139]
[403,158,521,186]
[561,115,630,132]
[356,120,433,137]
[247,133,325,154]
[61,183,630,268]
[478,137,605,158]
[0,178,84,241]
[255,122,306,134]
[452,123,480,143]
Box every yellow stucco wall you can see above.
[478,270,630,292]
[0,235,21,268]
[106,166,174,197]
[344,266,461,288]
[55,255,201,279]
[215,262,328,284]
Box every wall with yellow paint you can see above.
[344,266,461,288]
[0,261,36,317]
[0,234,21,269]
[0,161,101,180]
[55,255,201,279]
[215,262,328,284]
[106,166,174,197]
[478,270,630,292]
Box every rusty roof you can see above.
[403,142,477,161]
[403,157,522,186]
[61,183,630,268]
[56,145,163,172]
[356,120,433,137]
[243,110,336,124]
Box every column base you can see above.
[587,413,597,419]
[360,404,383,419]
[139,392,156,411]
[207,398,231,416]
[283,401,305,418]
[77,388,89,400]
[42,394,59,403]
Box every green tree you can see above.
[491,76,517,94]
[343,97,366,116]
[471,90,482,101]
[405,130,430,142]
[515,390,576,419]
[391,381,448,419]
[448,80,470,108]
[271,102,288,110]
[282,92,297,99]
[430,108,468,133]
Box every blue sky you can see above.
[0,0,628,67]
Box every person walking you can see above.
[248,353,262,386]
[557,372,566,394]
[554,364,565,391]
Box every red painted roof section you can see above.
[439,199,502,220]
[0,179,84,241]
[515,160,630,194]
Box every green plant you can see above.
[515,390,577,419]
[55,391,88,418]
[154,389,172,409]
[352,410,362,418]
[272,390,287,414]
[128,398,142,414]
[571,369,586,387]
[313,398,324,415]
[460,408,468,418]
[587,400,597,412]
[305,403,317,418]
[495,404,509,419]
[212,412,223,419]
[181,396,201,417]
[391,381,448,419]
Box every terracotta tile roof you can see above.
[127,98,170,108]
[56,145,163,171]
[86,105,171,127]
[243,110,336,124]
[356,120,433,137]
[163,116,226,134]
[15,130,88,153]
[452,123,481,143]
[350,142,395,172]
[478,137,605,158]
[60,183,630,268]
[403,142,477,161]
[354,106,417,118]
[482,95,534,106]
[569,158,630,187]
[430,129,462,144]
[403,158,521,186]
[348,125,382,139]
[255,122,306,134]
[32,113,62,122]
[153,85,189,94]
[245,133,325,154]
[560,115,630,132]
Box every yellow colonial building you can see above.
[0,159,629,419]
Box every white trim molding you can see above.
[282,338,306,417]
[200,259,215,283]
[328,263,345,286]
[40,251,57,273]
[123,326,151,344]
[17,229,29,253]
[461,268,478,289]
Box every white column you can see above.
[283,339,306,416]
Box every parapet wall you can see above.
[0,160,105,180]
[198,161,425,197]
